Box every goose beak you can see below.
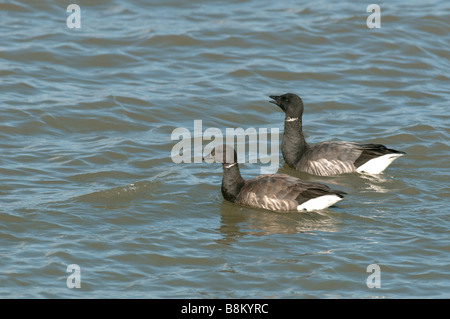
[269,95,285,112]
[269,95,281,105]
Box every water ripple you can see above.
[0,0,449,299]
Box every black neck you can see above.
[281,117,308,167]
[221,163,245,202]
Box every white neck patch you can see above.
[285,117,299,122]
[224,163,237,169]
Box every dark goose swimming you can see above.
[269,93,405,176]
[205,145,346,212]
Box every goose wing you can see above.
[296,141,405,176]
[236,174,345,211]
[296,141,363,176]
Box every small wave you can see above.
[0,2,31,13]
[75,180,155,204]
[142,34,204,48]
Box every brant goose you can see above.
[205,145,346,212]
[270,93,405,176]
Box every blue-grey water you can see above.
[0,0,449,298]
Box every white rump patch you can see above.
[297,195,343,212]
[356,154,404,175]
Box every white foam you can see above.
[356,153,404,175]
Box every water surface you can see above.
[0,0,449,298]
